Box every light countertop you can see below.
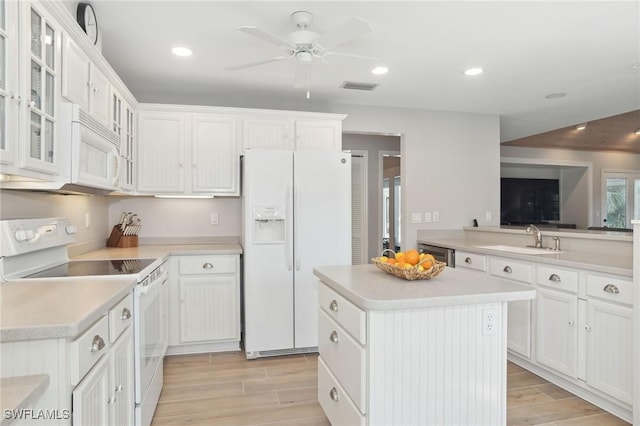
[417,237,632,276]
[1,243,243,343]
[313,264,536,311]
[0,277,135,342]
[0,375,49,426]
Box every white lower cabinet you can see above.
[168,254,241,354]
[72,355,110,425]
[317,282,508,425]
[109,326,134,426]
[536,288,577,377]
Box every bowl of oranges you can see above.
[371,249,446,280]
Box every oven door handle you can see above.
[138,270,168,295]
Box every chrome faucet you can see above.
[526,224,543,248]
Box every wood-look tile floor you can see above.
[151,351,630,426]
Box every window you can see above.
[602,171,640,229]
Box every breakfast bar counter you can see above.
[313,264,536,426]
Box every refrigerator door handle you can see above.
[295,182,301,271]
[286,183,293,271]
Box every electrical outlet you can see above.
[411,213,422,224]
[432,211,440,222]
[482,309,497,336]
[485,211,492,222]
[424,212,432,223]
[85,212,91,229]
[210,212,219,225]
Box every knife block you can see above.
[107,225,139,248]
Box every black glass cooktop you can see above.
[26,258,157,278]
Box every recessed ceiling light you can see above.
[464,67,483,76]
[634,128,640,135]
[545,92,566,99]
[371,66,389,75]
[575,123,587,130]
[172,46,192,57]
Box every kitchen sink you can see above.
[474,244,561,255]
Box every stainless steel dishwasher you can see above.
[418,243,455,267]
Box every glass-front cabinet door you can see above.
[122,102,136,190]
[0,0,19,166]
[23,3,60,174]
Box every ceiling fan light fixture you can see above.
[464,67,483,76]
[575,123,587,130]
[171,46,192,57]
[371,66,389,75]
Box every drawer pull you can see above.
[503,266,512,273]
[120,307,131,320]
[329,387,339,401]
[329,331,339,343]
[548,274,561,282]
[91,335,105,353]
[603,284,620,294]
[202,262,214,269]
[329,300,339,312]
[465,257,472,264]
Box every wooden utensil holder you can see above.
[107,225,139,248]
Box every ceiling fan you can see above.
[226,11,379,98]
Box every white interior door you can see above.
[243,150,294,354]
[351,152,368,265]
[293,151,352,348]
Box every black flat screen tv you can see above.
[501,178,560,225]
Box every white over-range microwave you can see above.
[62,103,122,191]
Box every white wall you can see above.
[338,104,500,249]
[107,196,241,239]
[501,146,640,226]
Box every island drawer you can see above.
[70,315,110,386]
[318,309,366,412]
[318,283,367,345]
[455,251,486,272]
[586,274,632,306]
[536,265,578,293]
[318,357,366,425]
[488,257,532,283]
[178,255,237,275]
[109,293,133,342]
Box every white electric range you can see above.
[0,217,168,426]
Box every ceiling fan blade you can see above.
[293,59,311,89]
[238,26,295,49]
[325,51,381,62]
[225,55,292,71]
[315,17,372,50]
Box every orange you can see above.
[386,258,397,264]
[405,249,420,266]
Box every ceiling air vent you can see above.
[341,81,379,91]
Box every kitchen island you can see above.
[313,264,536,425]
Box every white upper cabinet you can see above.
[0,0,19,166]
[242,117,294,151]
[137,111,185,193]
[295,119,342,151]
[191,114,239,194]
[62,34,110,126]
[22,1,63,175]
[241,115,344,153]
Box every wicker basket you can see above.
[371,249,446,281]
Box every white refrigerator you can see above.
[242,149,351,359]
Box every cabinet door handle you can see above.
[202,262,214,269]
[91,335,105,352]
[548,274,561,282]
[584,325,591,332]
[465,257,472,264]
[329,300,339,312]
[603,284,620,294]
[568,320,574,326]
[329,331,339,344]
[116,385,123,392]
[503,266,512,273]
[329,387,339,401]
[120,307,131,320]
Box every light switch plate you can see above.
[432,211,440,222]
[424,212,432,223]
[411,213,422,224]
[485,211,492,222]
[210,212,219,225]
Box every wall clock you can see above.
[77,3,98,45]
